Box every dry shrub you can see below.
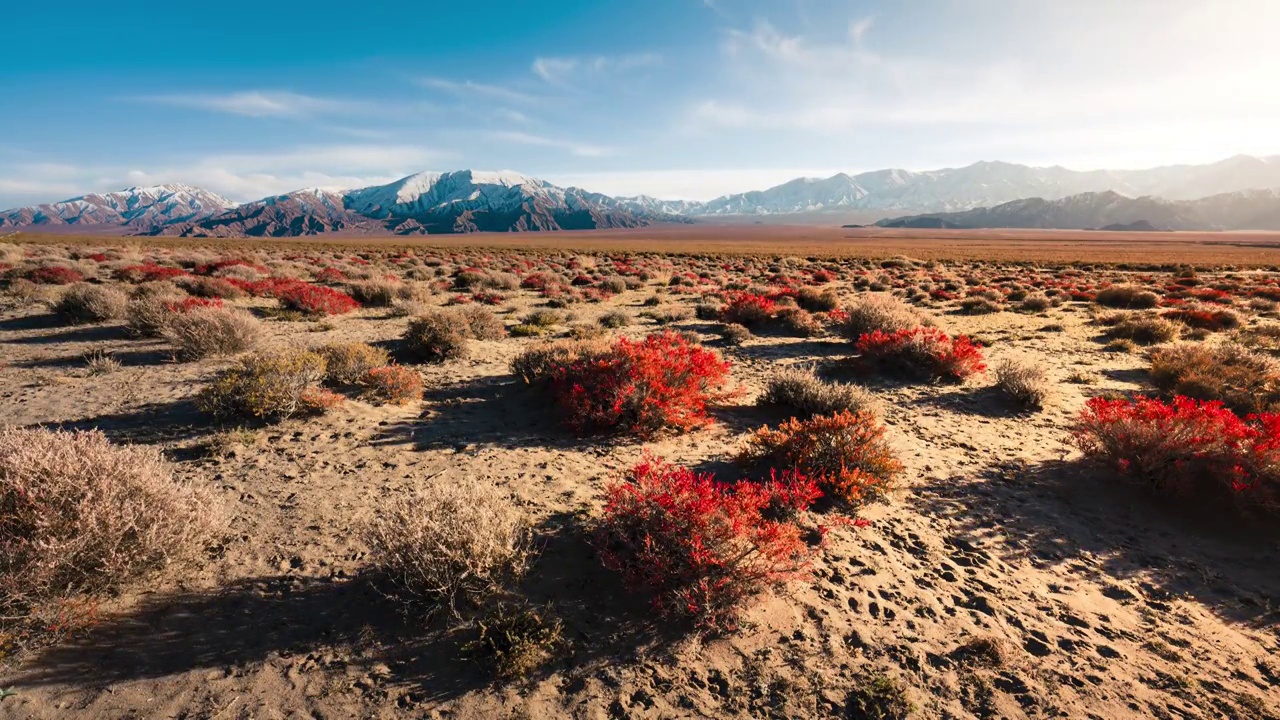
[125,294,183,337]
[0,428,223,626]
[162,306,262,360]
[510,339,610,384]
[642,305,694,324]
[598,309,630,328]
[347,279,404,307]
[761,366,879,418]
[197,348,338,419]
[361,477,530,617]
[175,275,245,299]
[959,296,1001,314]
[361,365,424,405]
[457,304,506,340]
[796,287,839,312]
[463,603,565,679]
[739,411,902,510]
[719,322,751,345]
[1018,293,1053,312]
[404,311,471,362]
[836,293,933,340]
[318,342,389,384]
[993,357,1052,409]
[53,283,127,323]
[1149,343,1280,414]
[846,674,915,720]
[1105,315,1178,345]
[521,308,564,328]
[390,298,432,318]
[776,307,824,337]
[1096,285,1160,309]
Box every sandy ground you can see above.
[1,268,1278,719]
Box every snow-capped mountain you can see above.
[877,188,1280,231]
[156,171,661,237]
[689,156,1280,216]
[0,184,234,230]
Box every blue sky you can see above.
[2,0,1278,207]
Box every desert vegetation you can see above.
[1,238,1278,718]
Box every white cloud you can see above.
[131,91,372,118]
[489,131,615,158]
[416,77,538,104]
[694,3,1280,140]
[531,53,662,86]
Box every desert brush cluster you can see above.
[1,238,1279,718]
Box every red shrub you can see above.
[521,272,551,290]
[720,292,777,327]
[1188,287,1232,304]
[277,283,359,316]
[114,264,187,283]
[855,327,986,381]
[549,331,732,437]
[1073,395,1280,512]
[164,297,224,313]
[593,456,820,631]
[739,411,903,511]
[1161,307,1240,331]
[25,266,83,285]
[314,267,347,283]
[471,291,507,305]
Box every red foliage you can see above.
[471,291,507,305]
[25,266,84,285]
[164,297,224,313]
[114,263,188,283]
[1188,287,1232,304]
[593,456,820,631]
[720,292,777,326]
[1073,395,1280,511]
[550,331,733,437]
[1161,307,1239,331]
[520,272,551,290]
[194,259,269,276]
[314,267,347,283]
[276,283,359,316]
[855,327,986,381]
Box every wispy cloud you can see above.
[416,77,538,104]
[531,53,662,86]
[130,91,372,118]
[489,131,615,158]
[695,5,1280,137]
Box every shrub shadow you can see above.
[914,459,1280,629]
[34,397,211,446]
[2,323,131,345]
[371,375,586,452]
[8,514,675,702]
[916,384,1033,418]
[16,346,174,370]
[729,338,849,363]
[0,313,63,332]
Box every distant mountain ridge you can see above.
[688,155,1280,216]
[876,189,1280,231]
[4,155,1280,236]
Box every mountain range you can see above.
[877,189,1280,231]
[3,155,1280,236]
